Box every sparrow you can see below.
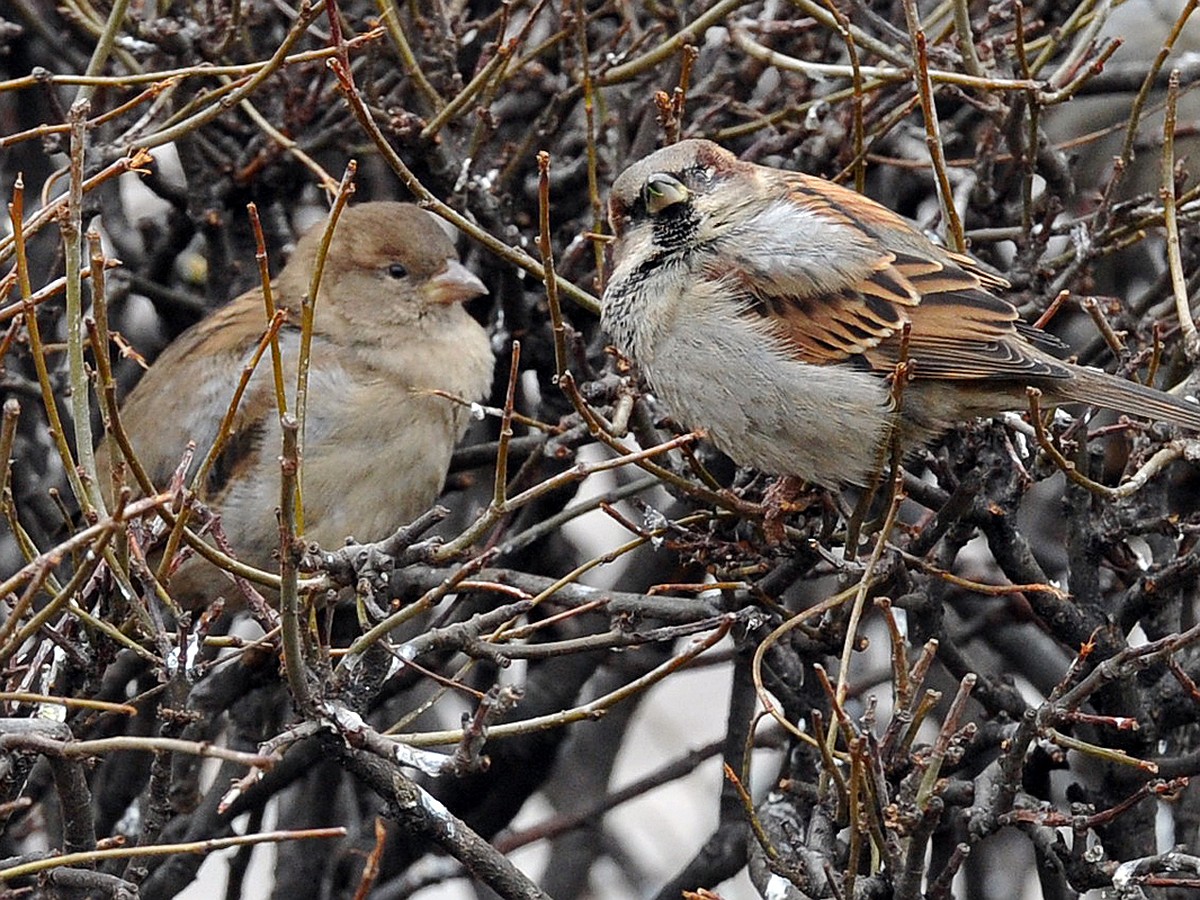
[99,201,494,608]
[600,139,1200,488]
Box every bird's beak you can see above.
[644,173,690,214]
[426,259,488,305]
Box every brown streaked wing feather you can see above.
[781,171,917,235]
[887,251,1056,380]
[944,249,1011,291]
[203,365,280,502]
[864,290,1072,381]
[106,291,295,494]
[1015,320,1071,354]
[737,174,926,363]
[779,169,1011,293]
[741,171,1052,378]
[142,289,281,367]
[192,304,302,501]
[742,253,954,366]
[739,234,1069,380]
[748,267,913,364]
[893,251,994,296]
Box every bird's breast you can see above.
[636,290,894,487]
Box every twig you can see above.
[279,414,314,715]
[71,0,132,105]
[901,0,965,251]
[294,163,357,536]
[1161,70,1199,361]
[372,1,442,109]
[537,151,568,380]
[394,617,734,746]
[133,0,329,151]
[1105,0,1199,217]
[10,177,92,517]
[0,829,346,881]
[246,203,289,419]
[597,0,753,85]
[1027,388,1194,500]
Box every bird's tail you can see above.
[1059,367,1200,431]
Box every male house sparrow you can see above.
[100,202,493,608]
[602,139,1200,487]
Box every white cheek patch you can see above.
[609,225,657,281]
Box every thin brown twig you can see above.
[901,0,965,251]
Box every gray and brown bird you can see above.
[601,139,1200,487]
[101,202,493,608]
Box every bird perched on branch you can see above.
[100,202,493,608]
[601,139,1200,487]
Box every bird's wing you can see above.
[101,293,290,499]
[737,173,1072,382]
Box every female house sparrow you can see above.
[602,139,1200,487]
[100,202,493,608]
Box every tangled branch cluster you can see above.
[2,0,1200,898]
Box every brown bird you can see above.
[100,202,493,608]
[601,139,1200,487]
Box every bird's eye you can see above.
[386,263,408,279]
[642,173,690,215]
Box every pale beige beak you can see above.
[426,259,488,305]
[645,173,690,214]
